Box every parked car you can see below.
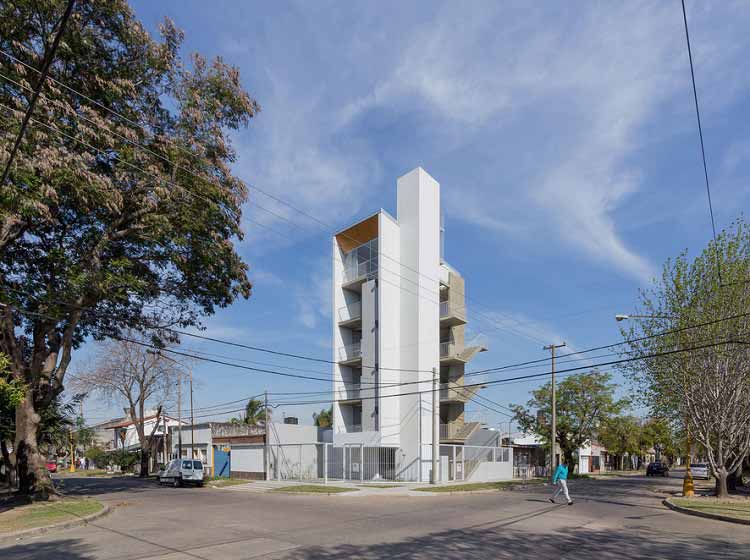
[45,460,58,473]
[158,459,205,487]
[690,463,710,480]
[646,461,670,477]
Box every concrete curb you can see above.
[410,483,544,496]
[0,501,111,543]
[663,498,750,525]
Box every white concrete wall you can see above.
[268,423,319,445]
[469,460,514,482]
[397,167,441,481]
[231,444,265,474]
[332,236,346,433]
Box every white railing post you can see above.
[452,445,456,482]
[493,447,497,462]
[298,444,302,481]
[276,445,280,481]
[360,443,364,482]
[324,443,328,485]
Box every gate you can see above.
[214,446,231,478]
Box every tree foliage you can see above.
[313,407,332,428]
[512,370,626,470]
[241,398,270,426]
[0,1,258,497]
[621,218,750,497]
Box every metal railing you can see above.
[338,341,362,362]
[338,301,362,323]
[440,301,466,320]
[342,258,377,284]
[439,341,452,358]
[439,383,479,403]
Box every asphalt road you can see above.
[1,473,747,559]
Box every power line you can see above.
[680,0,722,286]
[0,48,552,346]
[0,0,76,186]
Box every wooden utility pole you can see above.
[177,373,183,459]
[189,366,195,460]
[543,342,566,477]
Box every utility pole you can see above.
[189,366,195,460]
[431,367,438,484]
[177,373,183,459]
[543,342,566,477]
[264,391,269,481]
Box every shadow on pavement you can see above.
[53,476,160,498]
[0,539,94,560]
[289,522,748,559]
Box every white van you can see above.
[159,459,205,487]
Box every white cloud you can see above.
[293,257,331,330]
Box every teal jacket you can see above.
[553,464,568,483]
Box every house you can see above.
[577,441,609,474]
[169,421,320,479]
[94,411,184,469]
[510,433,549,478]
[331,167,488,482]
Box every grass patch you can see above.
[414,479,544,493]
[208,479,252,487]
[356,484,402,489]
[0,499,104,534]
[671,498,750,521]
[273,485,358,494]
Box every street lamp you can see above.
[615,313,694,497]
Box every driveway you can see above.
[1,473,748,559]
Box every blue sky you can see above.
[79,1,750,429]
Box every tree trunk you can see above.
[15,396,55,499]
[715,468,729,499]
[140,448,149,477]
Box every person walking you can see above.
[549,460,573,505]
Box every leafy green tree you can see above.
[0,1,258,498]
[242,399,271,426]
[512,370,626,471]
[1,353,25,485]
[84,446,108,469]
[598,415,642,471]
[641,418,679,465]
[313,407,333,428]
[110,449,139,472]
[621,218,750,498]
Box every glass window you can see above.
[193,460,203,470]
[182,460,193,469]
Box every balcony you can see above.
[439,382,481,404]
[338,341,362,365]
[440,300,466,327]
[336,382,362,402]
[338,301,362,328]
[342,259,377,289]
[439,421,481,442]
[440,334,489,364]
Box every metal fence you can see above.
[267,443,512,483]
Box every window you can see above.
[182,460,193,470]
[193,460,203,470]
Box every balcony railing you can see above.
[338,341,362,362]
[439,301,466,322]
[336,382,361,401]
[348,424,362,433]
[439,383,479,403]
[342,258,377,284]
[439,341,452,358]
[440,423,462,439]
[338,301,362,323]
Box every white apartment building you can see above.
[332,167,488,481]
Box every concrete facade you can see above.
[332,167,487,481]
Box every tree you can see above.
[598,415,641,471]
[641,417,680,465]
[0,1,257,498]
[1,353,25,485]
[242,398,270,426]
[313,407,332,428]
[84,446,108,469]
[72,336,181,477]
[512,370,626,471]
[621,218,750,498]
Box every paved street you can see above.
[1,474,748,559]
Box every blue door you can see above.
[214,447,231,478]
